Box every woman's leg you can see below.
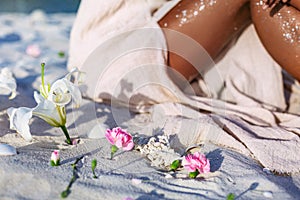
[263,0,300,11]
[158,0,251,80]
[251,0,300,80]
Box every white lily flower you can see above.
[39,83,50,99]
[7,107,33,141]
[7,64,84,144]
[33,91,66,127]
[48,79,81,107]
[46,67,83,108]
[0,67,17,99]
[62,68,85,107]
[65,67,86,85]
[48,80,72,107]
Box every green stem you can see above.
[226,193,235,200]
[110,145,118,160]
[41,63,45,89]
[189,170,200,179]
[170,159,181,171]
[61,156,84,198]
[91,159,98,179]
[61,125,71,145]
[40,63,48,99]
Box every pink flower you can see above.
[26,44,41,57]
[71,138,80,145]
[182,152,210,174]
[123,198,134,200]
[105,127,134,151]
[50,150,60,166]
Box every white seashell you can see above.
[30,9,47,22]
[149,138,156,143]
[263,191,273,198]
[227,176,234,183]
[147,155,154,160]
[131,179,143,185]
[87,124,109,139]
[135,134,182,169]
[175,173,188,178]
[153,142,161,147]
[263,168,272,175]
[156,147,162,151]
[165,174,173,179]
[161,146,168,150]
[0,143,17,156]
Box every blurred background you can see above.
[0,0,81,98]
[0,0,80,13]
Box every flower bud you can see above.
[50,150,60,166]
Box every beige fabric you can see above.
[68,0,300,174]
[68,0,167,69]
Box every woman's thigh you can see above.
[159,0,251,80]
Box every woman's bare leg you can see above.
[263,0,300,11]
[251,0,300,80]
[158,0,251,80]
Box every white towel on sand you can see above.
[68,0,300,174]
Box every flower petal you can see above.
[48,80,71,106]
[63,79,82,108]
[7,107,33,141]
[49,79,82,108]
[115,139,123,149]
[34,91,44,104]
[105,129,115,145]
[122,140,134,151]
[51,150,60,162]
[0,143,17,156]
[106,127,134,150]
[0,67,17,99]
[33,98,65,127]
[182,152,210,173]
[65,68,86,85]
[26,44,41,58]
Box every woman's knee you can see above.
[251,0,300,80]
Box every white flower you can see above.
[33,91,66,127]
[48,78,81,108]
[7,107,33,141]
[7,65,83,143]
[43,67,83,108]
[50,150,60,166]
[0,67,17,99]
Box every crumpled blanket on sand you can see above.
[68,0,300,174]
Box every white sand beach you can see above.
[0,7,300,200]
